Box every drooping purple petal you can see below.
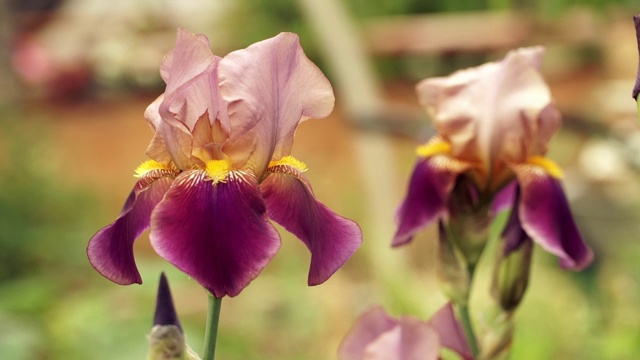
[491,180,517,215]
[338,306,440,360]
[427,303,472,360]
[633,15,640,100]
[393,156,466,246]
[260,165,362,286]
[219,33,335,177]
[149,170,281,298]
[87,175,173,285]
[513,164,594,270]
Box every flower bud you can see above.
[147,273,200,360]
[491,202,533,313]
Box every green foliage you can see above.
[0,111,98,281]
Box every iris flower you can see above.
[338,303,472,360]
[88,29,362,298]
[394,47,593,270]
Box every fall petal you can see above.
[149,170,281,298]
[513,164,594,270]
[87,176,173,285]
[219,32,334,176]
[492,180,517,215]
[393,156,465,246]
[261,166,362,285]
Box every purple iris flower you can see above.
[394,47,593,270]
[87,28,363,298]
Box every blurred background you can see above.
[1,0,640,359]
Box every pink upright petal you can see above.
[427,303,473,360]
[393,156,467,246]
[513,164,594,270]
[87,175,173,285]
[363,319,440,360]
[147,28,229,170]
[149,170,281,297]
[416,47,560,172]
[338,307,398,360]
[338,307,440,360]
[260,165,362,285]
[219,33,335,177]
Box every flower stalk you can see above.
[202,294,222,360]
[458,300,480,359]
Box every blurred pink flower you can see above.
[394,47,592,270]
[338,303,472,360]
[88,28,362,298]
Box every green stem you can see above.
[202,294,222,360]
[459,302,480,358]
[457,264,480,358]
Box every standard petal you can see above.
[395,318,440,360]
[161,28,214,97]
[393,156,465,246]
[363,320,440,360]
[338,306,399,360]
[338,307,440,360]
[87,176,173,285]
[416,47,560,169]
[260,165,362,286]
[219,32,335,177]
[149,28,230,170]
[150,170,281,298]
[513,164,594,270]
[427,303,472,360]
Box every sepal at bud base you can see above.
[436,221,471,305]
[446,176,492,269]
[148,325,201,360]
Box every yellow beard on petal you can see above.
[268,155,308,172]
[525,156,564,179]
[205,159,232,184]
[134,160,171,178]
[415,139,452,158]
